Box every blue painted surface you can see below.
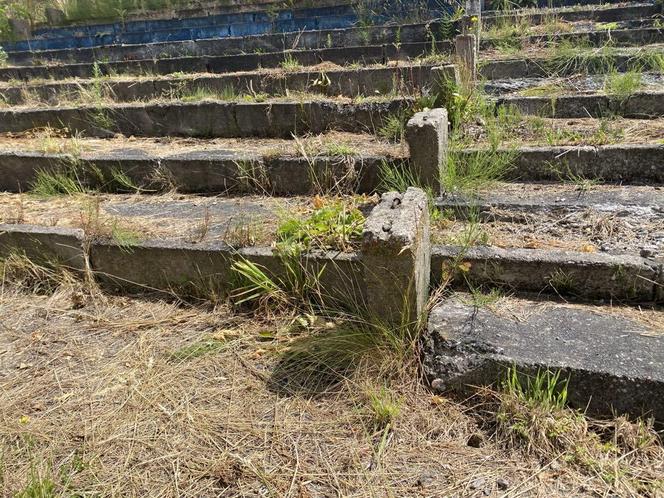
[2,1,452,54]
[6,4,360,53]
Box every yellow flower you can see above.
[471,16,478,23]
[19,415,30,425]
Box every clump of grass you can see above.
[280,53,301,72]
[170,338,230,361]
[544,40,617,77]
[547,268,576,295]
[367,386,402,430]
[604,69,642,100]
[325,143,358,157]
[0,252,78,295]
[179,85,237,102]
[451,212,490,247]
[491,366,664,491]
[377,114,407,142]
[31,166,89,197]
[277,200,365,252]
[269,306,424,394]
[496,367,579,457]
[444,148,517,194]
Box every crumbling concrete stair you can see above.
[423,297,664,420]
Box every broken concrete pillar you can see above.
[406,108,448,193]
[8,18,31,40]
[45,8,66,26]
[463,0,482,51]
[455,34,477,84]
[362,187,431,324]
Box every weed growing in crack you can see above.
[547,268,576,296]
[603,69,642,100]
[325,143,358,157]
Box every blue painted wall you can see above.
[1,1,454,54]
[2,4,360,53]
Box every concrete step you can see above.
[480,44,664,79]
[423,294,664,420]
[460,143,664,184]
[486,73,664,97]
[434,182,664,260]
[482,26,664,51]
[497,90,664,118]
[0,96,411,138]
[0,132,404,195]
[4,18,457,67]
[0,41,452,83]
[431,182,663,303]
[483,2,659,26]
[0,63,439,106]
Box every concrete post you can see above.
[45,8,66,26]
[406,108,448,193]
[455,34,477,84]
[463,0,482,51]
[8,18,31,40]
[362,187,431,325]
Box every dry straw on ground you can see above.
[0,273,662,497]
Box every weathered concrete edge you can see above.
[1,224,661,303]
[0,98,412,138]
[422,298,664,420]
[0,150,404,195]
[431,244,663,303]
[483,3,658,27]
[496,91,664,119]
[458,143,664,184]
[0,64,441,106]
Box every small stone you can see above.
[469,478,486,490]
[467,433,485,448]
[640,246,657,258]
[496,477,510,490]
[416,471,436,488]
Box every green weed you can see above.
[280,53,301,72]
[277,201,365,252]
[367,386,402,430]
[444,147,516,193]
[30,166,89,196]
[604,69,642,99]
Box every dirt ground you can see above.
[1,284,663,497]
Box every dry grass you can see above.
[0,276,662,496]
[0,131,405,160]
[433,205,661,256]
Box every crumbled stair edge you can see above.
[422,297,664,420]
[431,245,663,303]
